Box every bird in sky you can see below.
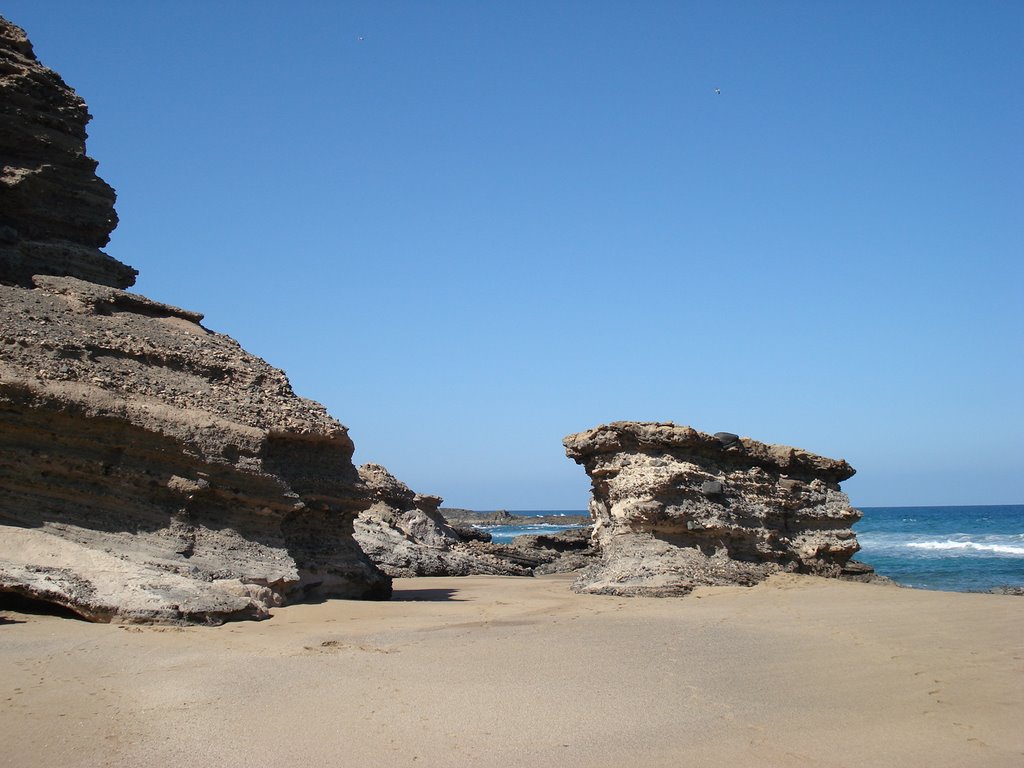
[715,88,721,95]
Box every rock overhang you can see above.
[564,421,856,483]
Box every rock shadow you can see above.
[0,591,87,621]
[390,587,462,602]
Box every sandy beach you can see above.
[1,574,1021,768]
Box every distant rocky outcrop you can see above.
[354,465,534,577]
[439,508,591,529]
[0,16,389,623]
[511,528,599,575]
[563,422,870,596]
[354,474,599,577]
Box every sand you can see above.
[1,573,1021,768]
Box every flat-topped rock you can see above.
[563,421,869,596]
[564,421,856,483]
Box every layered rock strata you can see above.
[0,18,134,288]
[0,16,389,622]
[563,422,869,596]
[0,275,391,621]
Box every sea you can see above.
[481,505,1024,594]
[854,505,1024,593]
[479,513,589,544]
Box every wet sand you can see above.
[1,573,1021,767]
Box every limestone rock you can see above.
[513,528,600,575]
[0,275,391,622]
[431,508,597,575]
[0,17,390,622]
[0,17,135,288]
[353,465,531,577]
[563,421,870,596]
[448,524,493,543]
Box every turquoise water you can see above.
[475,511,587,544]
[482,505,1024,593]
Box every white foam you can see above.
[906,540,1024,556]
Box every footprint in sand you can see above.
[303,640,397,654]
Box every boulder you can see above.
[563,421,870,596]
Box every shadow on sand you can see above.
[390,587,462,602]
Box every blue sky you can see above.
[6,2,1021,508]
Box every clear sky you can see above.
[5,2,1021,509]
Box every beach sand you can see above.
[1,574,1021,768]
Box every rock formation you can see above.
[353,469,599,577]
[0,16,390,623]
[563,422,870,596]
[354,465,534,577]
[512,528,599,575]
[0,19,134,288]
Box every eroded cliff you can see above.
[0,16,389,622]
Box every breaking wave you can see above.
[905,539,1024,556]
